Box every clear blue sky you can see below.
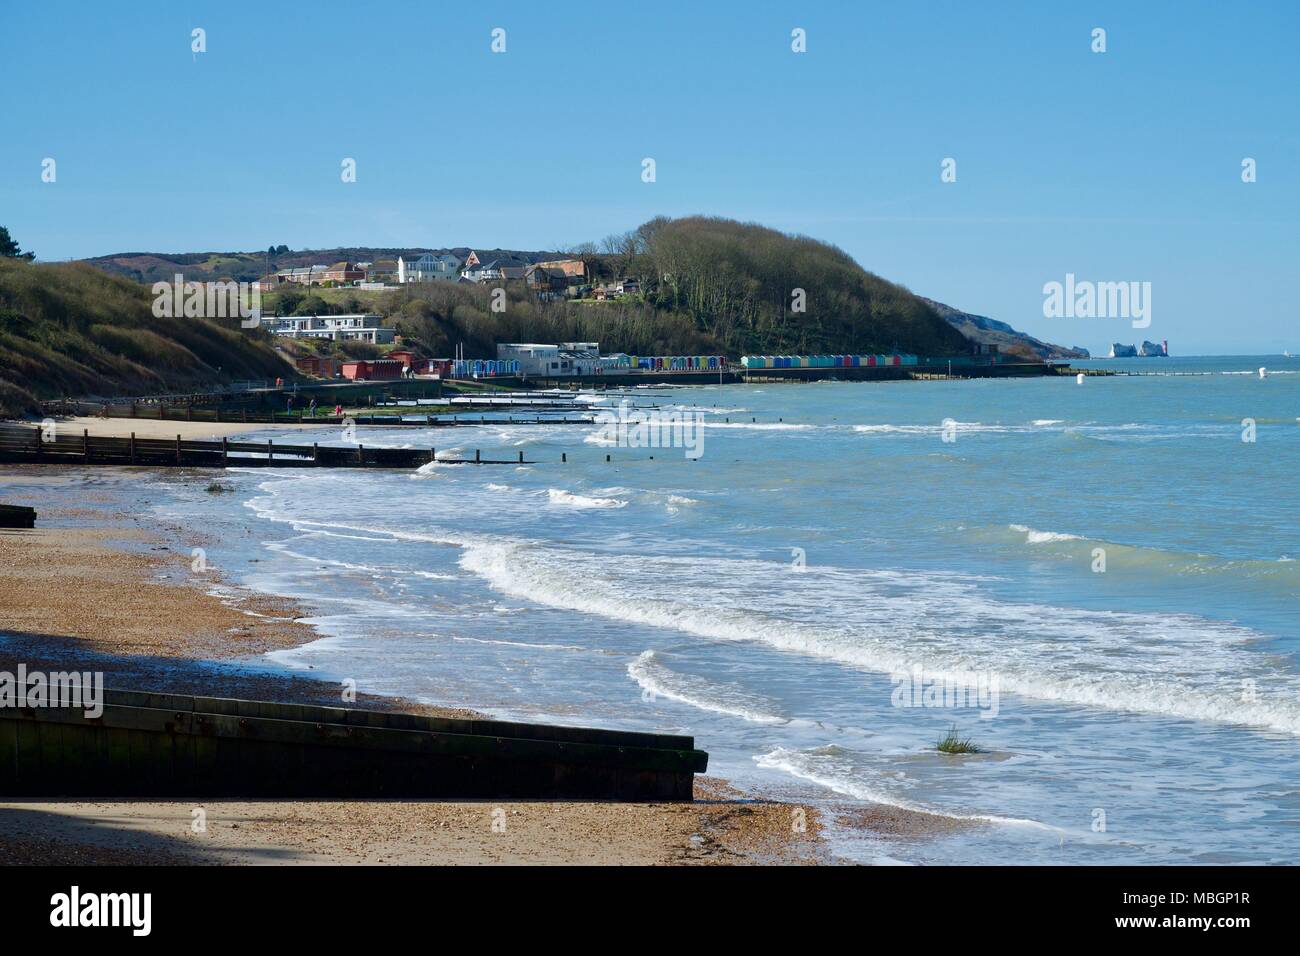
[3,1,1296,354]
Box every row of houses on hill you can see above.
[256,252,595,299]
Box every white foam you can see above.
[703,422,814,430]
[546,489,628,509]
[239,499,1300,737]
[450,538,1300,737]
[853,422,1015,435]
[628,651,786,724]
[300,527,393,543]
[264,542,387,575]
[1065,423,1235,442]
[665,495,699,513]
[1009,523,1083,544]
[452,636,591,652]
[754,747,1059,831]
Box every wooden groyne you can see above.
[37,401,595,428]
[0,504,36,528]
[0,688,707,801]
[0,426,532,469]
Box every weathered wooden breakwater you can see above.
[37,400,597,428]
[0,503,36,528]
[0,426,532,469]
[0,688,708,800]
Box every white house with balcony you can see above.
[398,253,463,283]
[260,314,395,345]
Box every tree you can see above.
[0,226,34,260]
[292,294,330,316]
[276,288,305,315]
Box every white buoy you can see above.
[1076,373,1085,385]
[1259,367,1268,379]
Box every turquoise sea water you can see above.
[156,355,1299,864]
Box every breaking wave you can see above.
[546,489,629,509]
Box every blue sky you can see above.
[2,1,1296,354]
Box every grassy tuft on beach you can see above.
[936,724,983,755]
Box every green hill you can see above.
[348,217,972,360]
[0,259,293,416]
[0,216,987,414]
[616,216,970,356]
[79,217,973,361]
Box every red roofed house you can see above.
[321,261,365,285]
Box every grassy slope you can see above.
[631,217,970,357]
[13,217,984,411]
[0,259,294,416]
[262,218,974,361]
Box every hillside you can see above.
[293,217,970,362]
[79,221,1063,362]
[4,217,1063,412]
[85,248,565,285]
[615,217,971,357]
[921,297,1089,360]
[0,258,294,416]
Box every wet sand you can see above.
[0,467,483,713]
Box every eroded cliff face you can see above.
[920,297,1090,361]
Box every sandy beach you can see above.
[0,776,826,866]
[30,415,342,441]
[0,464,864,865]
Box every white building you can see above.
[462,260,505,282]
[260,314,395,345]
[398,253,463,283]
[496,342,602,376]
[496,343,558,375]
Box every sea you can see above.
[151,355,1299,864]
